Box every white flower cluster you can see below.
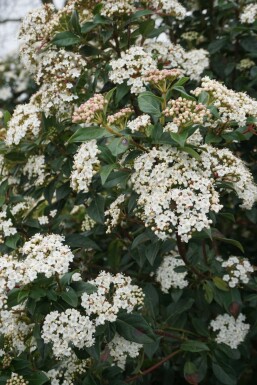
[131,145,257,241]
[5,103,41,146]
[34,49,86,117]
[130,146,221,242]
[150,0,187,19]
[0,306,33,354]
[107,333,142,369]
[21,233,74,280]
[192,76,257,127]
[144,40,209,81]
[0,207,17,242]
[210,313,250,349]
[127,114,151,133]
[222,256,254,288]
[81,214,96,231]
[240,4,257,24]
[23,155,46,186]
[19,4,56,74]
[109,46,157,94]
[42,309,95,358]
[0,254,25,308]
[105,194,125,233]
[81,271,144,326]
[156,253,188,292]
[70,140,100,193]
[205,145,257,210]
[101,0,136,17]
[11,197,36,217]
[47,353,89,385]
[237,58,255,71]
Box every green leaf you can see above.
[24,371,49,385]
[170,131,188,147]
[68,126,107,142]
[212,362,237,385]
[116,313,155,344]
[107,137,129,156]
[3,110,11,126]
[198,91,210,105]
[181,340,209,353]
[100,164,117,185]
[52,31,81,47]
[172,86,195,101]
[139,19,155,37]
[5,233,20,249]
[213,234,244,253]
[88,195,105,224]
[128,9,154,23]
[213,277,229,291]
[60,287,78,307]
[240,36,257,53]
[173,77,189,87]
[69,10,81,35]
[182,146,201,160]
[65,234,101,250]
[72,281,97,296]
[115,83,130,104]
[103,171,129,189]
[81,21,96,33]
[138,92,161,116]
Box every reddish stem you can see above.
[125,349,181,383]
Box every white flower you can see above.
[210,313,250,349]
[130,145,257,242]
[127,115,151,133]
[23,155,46,186]
[38,216,49,225]
[70,141,100,193]
[109,46,157,94]
[107,333,142,369]
[105,194,125,233]
[42,309,95,358]
[5,103,41,146]
[21,233,74,280]
[240,4,257,24]
[81,271,144,326]
[156,253,188,292]
[221,256,253,288]
[101,0,136,17]
[192,76,257,127]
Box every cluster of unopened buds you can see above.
[72,94,107,124]
[164,97,211,127]
[107,107,133,127]
[143,68,181,89]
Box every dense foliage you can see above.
[1,1,257,385]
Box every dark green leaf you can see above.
[52,31,81,47]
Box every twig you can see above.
[125,349,181,383]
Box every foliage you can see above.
[0,1,257,385]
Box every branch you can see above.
[0,18,21,23]
[125,349,181,383]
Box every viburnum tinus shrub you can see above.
[1,1,257,385]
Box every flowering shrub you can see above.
[0,1,257,385]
